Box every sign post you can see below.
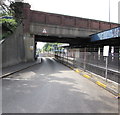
[83,47,87,71]
[103,46,109,82]
[105,56,108,82]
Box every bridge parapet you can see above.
[20,3,119,34]
[29,10,119,31]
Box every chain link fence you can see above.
[55,46,120,83]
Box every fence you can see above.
[55,46,120,83]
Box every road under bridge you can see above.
[2,57,118,113]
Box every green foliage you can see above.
[42,43,63,52]
[43,43,52,52]
[1,18,17,26]
[0,17,17,39]
[0,1,24,39]
[0,0,14,16]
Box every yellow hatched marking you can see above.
[96,81,106,88]
[118,93,120,97]
[83,74,91,79]
[75,69,80,73]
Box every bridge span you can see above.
[2,2,120,67]
[19,2,119,61]
[23,3,119,44]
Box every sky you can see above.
[24,0,120,23]
[24,0,120,49]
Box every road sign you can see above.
[30,46,34,51]
[103,46,109,57]
[42,29,47,34]
[103,46,109,82]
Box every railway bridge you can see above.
[2,2,119,67]
[21,3,119,61]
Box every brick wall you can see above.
[22,3,119,32]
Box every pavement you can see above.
[55,58,120,99]
[1,57,42,78]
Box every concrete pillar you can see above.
[83,47,87,71]
[34,42,37,60]
[22,3,31,33]
[22,3,35,62]
[23,34,35,62]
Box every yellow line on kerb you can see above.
[118,93,120,97]
[96,81,106,88]
[83,74,91,79]
[75,69,80,73]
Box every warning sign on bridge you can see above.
[42,29,47,34]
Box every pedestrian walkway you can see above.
[1,58,41,78]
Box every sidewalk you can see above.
[1,58,42,78]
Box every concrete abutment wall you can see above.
[2,24,25,68]
[23,33,35,62]
[2,24,35,68]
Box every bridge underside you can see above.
[69,37,120,48]
[29,19,119,48]
[35,35,90,45]
[31,23,98,46]
[89,37,120,46]
[35,35,120,49]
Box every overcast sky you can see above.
[24,0,120,23]
[24,0,120,49]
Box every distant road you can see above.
[2,57,118,113]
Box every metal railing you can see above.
[55,47,120,83]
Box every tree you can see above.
[42,43,63,52]
[0,0,14,15]
[9,2,24,23]
[0,0,24,15]
[0,0,24,39]
[42,43,52,52]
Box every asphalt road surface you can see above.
[2,57,118,113]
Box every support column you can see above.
[83,47,87,71]
[23,34,35,62]
[34,41,37,60]
[22,3,35,62]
